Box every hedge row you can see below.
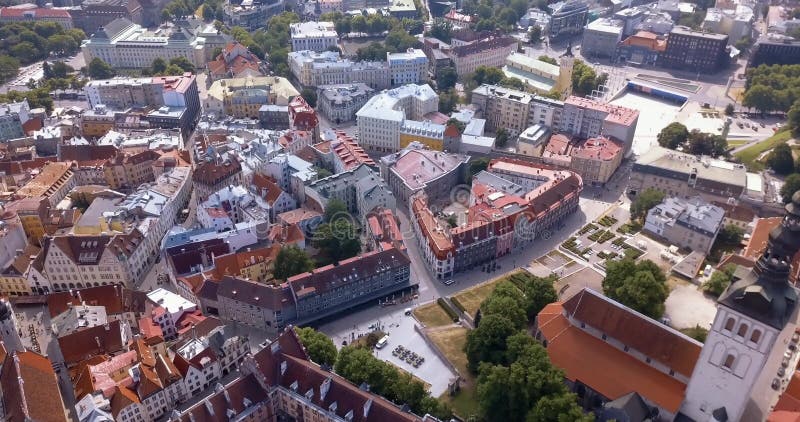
[437,298,460,323]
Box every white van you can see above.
[375,335,389,349]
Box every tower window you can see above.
[724,318,735,332]
[723,354,735,369]
[750,330,762,344]
[737,324,749,338]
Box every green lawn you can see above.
[452,270,523,317]
[734,128,792,171]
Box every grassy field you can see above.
[413,302,455,328]
[734,128,792,171]
[452,271,522,317]
[429,327,480,419]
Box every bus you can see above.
[375,335,389,349]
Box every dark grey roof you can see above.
[601,392,651,422]
[95,17,133,39]
[718,192,800,329]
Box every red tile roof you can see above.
[537,300,689,414]
[58,319,126,365]
[1,350,68,422]
[0,7,71,18]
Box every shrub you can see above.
[437,298,460,323]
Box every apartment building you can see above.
[205,76,299,118]
[0,243,41,297]
[223,0,284,31]
[388,48,429,85]
[317,83,375,124]
[211,245,280,283]
[174,329,436,422]
[410,159,582,279]
[644,196,725,253]
[207,42,263,80]
[81,17,229,69]
[380,142,469,204]
[356,83,439,153]
[581,18,624,58]
[702,6,753,46]
[471,84,563,137]
[15,162,76,207]
[549,0,589,38]
[0,7,73,28]
[103,149,160,190]
[288,50,392,89]
[448,36,517,77]
[173,326,250,396]
[304,164,396,219]
[192,156,245,202]
[0,100,29,141]
[748,37,800,67]
[569,136,624,185]
[290,21,338,52]
[659,26,729,72]
[630,146,749,203]
[559,95,639,156]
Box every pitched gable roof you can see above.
[0,350,68,422]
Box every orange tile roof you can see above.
[744,217,783,258]
[538,302,688,413]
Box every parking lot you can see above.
[316,300,456,396]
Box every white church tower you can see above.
[681,191,800,421]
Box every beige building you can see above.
[448,36,518,77]
[569,136,624,185]
[15,162,76,207]
[205,76,300,118]
[103,150,160,190]
[471,84,563,137]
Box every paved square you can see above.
[611,92,681,155]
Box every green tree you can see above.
[465,314,519,372]
[273,245,315,280]
[510,0,528,17]
[495,128,510,148]
[301,87,317,107]
[789,100,800,137]
[631,188,665,220]
[602,258,668,319]
[703,267,732,297]
[529,25,542,44]
[438,88,459,114]
[743,84,777,114]
[469,157,490,180]
[11,42,40,62]
[427,19,452,42]
[481,295,527,330]
[571,60,601,97]
[168,56,195,73]
[498,8,518,26]
[717,223,744,246]
[538,55,557,65]
[0,56,20,84]
[47,33,78,54]
[51,61,72,78]
[725,103,735,116]
[519,274,558,320]
[780,174,800,203]
[472,65,505,86]
[437,66,457,90]
[657,122,689,149]
[313,219,361,262]
[295,326,338,366]
[768,143,796,174]
[687,130,727,156]
[527,393,592,422]
[151,57,168,75]
[87,57,115,79]
[323,198,348,223]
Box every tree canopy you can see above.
[631,188,666,220]
[743,64,800,114]
[335,346,452,419]
[602,258,668,319]
[0,21,85,82]
[768,143,796,175]
[437,66,458,91]
[87,57,116,79]
[295,326,338,366]
[781,174,800,203]
[657,122,689,149]
[313,219,361,263]
[273,245,315,280]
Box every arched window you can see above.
[723,354,735,369]
[737,324,749,337]
[724,318,735,332]
[750,330,762,344]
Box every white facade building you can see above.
[290,21,338,52]
[356,84,438,153]
[387,49,429,86]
